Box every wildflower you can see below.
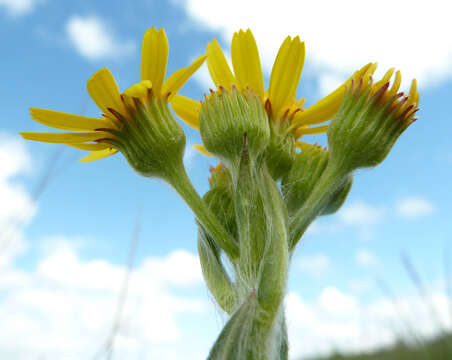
[288,69,419,248]
[327,68,419,172]
[21,28,206,174]
[171,29,377,178]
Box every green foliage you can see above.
[308,333,452,360]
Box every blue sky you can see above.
[1,0,452,359]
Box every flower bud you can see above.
[282,143,352,216]
[264,121,296,180]
[199,87,270,165]
[204,163,236,236]
[328,71,419,172]
[197,163,237,314]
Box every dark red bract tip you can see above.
[264,98,272,114]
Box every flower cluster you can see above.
[21,27,419,360]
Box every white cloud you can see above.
[320,286,359,314]
[298,253,330,276]
[348,278,374,294]
[65,15,135,61]
[192,61,215,90]
[396,196,435,219]
[0,244,211,359]
[176,0,452,96]
[338,201,385,226]
[286,286,452,359]
[0,134,35,268]
[355,249,378,267]
[0,133,213,359]
[0,0,42,16]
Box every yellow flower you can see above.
[21,28,206,162]
[171,29,377,148]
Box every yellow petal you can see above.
[171,95,201,129]
[193,144,212,157]
[79,148,118,162]
[372,68,395,93]
[29,108,111,131]
[20,131,110,144]
[162,54,207,99]
[123,80,153,98]
[387,70,402,98]
[141,27,169,94]
[206,39,235,90]
[291,62,377,127]
[67,142,111,151]
[87,68,124,116]
[295,124,328,139]
[268,36,305,118]
[231,29,264,97]
[408,79,419,108]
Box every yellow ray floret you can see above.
[30,108,111,131]
[268,35,305,119]
[290,62,377,128]
[206,39,236,90]
[161,54,207,100]
[231,29,264,97]
[171,95,201,130]
[87,68,125,116]
[80,148,119,162]
[141,27,169,94]
[193,144,213,157]
[22,27,206,162]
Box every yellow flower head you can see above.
[171,29,379,153]
[21,28,206,162]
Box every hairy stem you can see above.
[167,160,239,259]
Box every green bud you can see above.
[208,163,233,192]
[328,77,419,172]
[282,143,352,216]
[105,85,185,180]
[198,227,236,314]
[321,174,353,216]
[198,163,237,314]
[199,87,270,166]
[264,121,296,180]
[204,164,237,238]
[281,144,328,215]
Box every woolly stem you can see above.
[167,160,239,260]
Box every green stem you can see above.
[167,161,239,260]
[289,161,349,250]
